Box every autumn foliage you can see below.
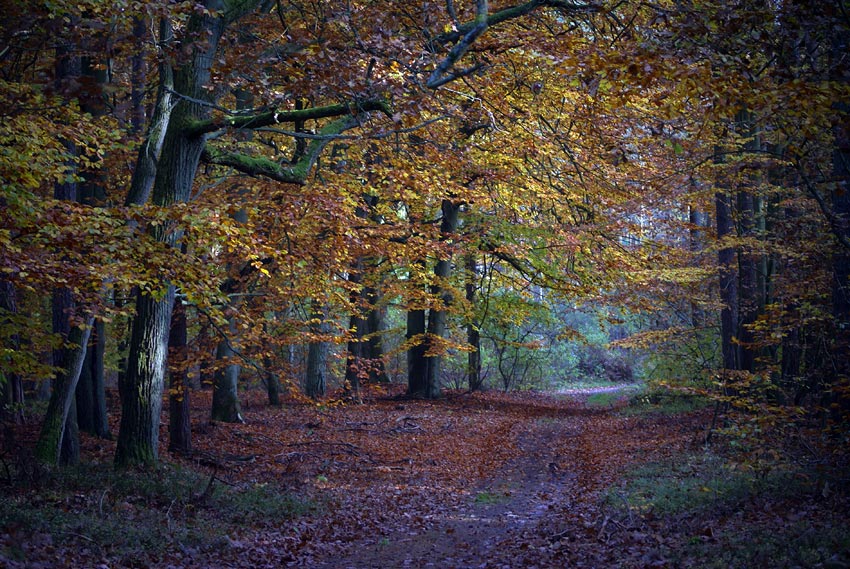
[1,0,849,564]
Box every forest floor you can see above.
[2,385,849,568]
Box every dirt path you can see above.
[294,390,688,569]
[310,415,583,568]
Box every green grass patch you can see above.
[605,452,756,516]
[473,490,510,505]
[621,385,711,416]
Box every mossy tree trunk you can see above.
[115,3,233,468]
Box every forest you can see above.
[1,0,849,566]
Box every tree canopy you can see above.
[0,0,848,468]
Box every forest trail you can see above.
[0,388,714,568]
[214,388,700,568]
[290,391,702,568]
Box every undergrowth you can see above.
[621,384,712,416]
[0,460,314,564]
[603,449,850,568]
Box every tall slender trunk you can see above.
[344,259,367,399]
[738,189,759,374]
[0,280,24,423]
[76,320,109,438]
[168,298,192,452]
[76,51,111,439]
[689,206,708,327]
[716,189,739,372]
[35,318,94,465]
[465,253,482,392]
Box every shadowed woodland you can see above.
[1,1,849,567]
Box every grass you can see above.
[473,490,510,505]
[620,384,712,416]
[0,460,314,564]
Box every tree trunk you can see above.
[689,206,708,327]
[738,189,759,374]
[465,253,483,392]
[424,199,461,397]
[211,318,244,423]
[345,259,367,398]
[116,287,175,467]
[265,364,282,406]
[407,306,428,396]
[0,280,24,423]
[76,320,109,438]
[305,302,329,399]
[125,18,174,207]
[716,189,739,372]
[35,318,94,466]
[168,298,192,452]
[407,200,460,398]
[365,286,387,383]
[116,3,234,468]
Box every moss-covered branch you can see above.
[202,115,363,184]
[186,99,392,137]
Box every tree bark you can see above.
[116,2,237,468]
[211,318,244,423]
[168,298,192,452]
[35,318,94,466]
[465,253,483,392]
[344,259,367,399]
[305,302,329,399]
[716,189,739,372]
[408,199,460,399]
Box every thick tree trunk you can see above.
[116,3,234,468]
[168,299,192,452]
[211,319,244,423]
[116,287,175,466]
[365,286,387,383]
[408,200,460,399]
[406,307,428,395]
[265,364,282,406]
